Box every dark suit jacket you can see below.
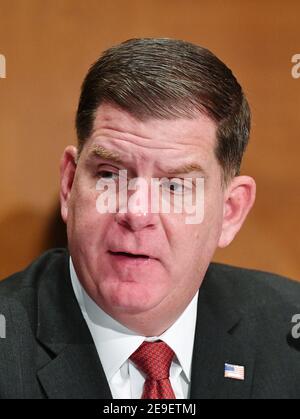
[0,248,300,399]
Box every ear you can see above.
[60,146,78,223]
[218,176,256,248]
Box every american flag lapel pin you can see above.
[224,363,245,381]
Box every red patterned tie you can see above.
[130,340,176,399]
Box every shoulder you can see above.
[209,262,300,294]
[0,248,70,356]
[0,249,69,398]
[207,262,300,318]
[0,248,69,307]
[203,264,300,398]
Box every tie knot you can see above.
[130,341,175,380]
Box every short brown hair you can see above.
[75,38,251,183]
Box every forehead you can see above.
[84,102,218,169]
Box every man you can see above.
[0,38,300,399]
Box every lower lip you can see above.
[108,252,158,267]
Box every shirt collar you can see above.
[70,257,198,383]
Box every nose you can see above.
[115,209,156,232]
[114,178,158,232]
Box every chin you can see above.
[100,281,168,316]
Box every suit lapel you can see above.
[190,264,256,399]
[36,249,112,399]
[37,343,111,399]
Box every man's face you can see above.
[62,102,227,329]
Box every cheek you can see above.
[199,185,225,238]
[67,183,112,246]
[165,207,223,274]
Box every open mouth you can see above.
[108,251,150,259]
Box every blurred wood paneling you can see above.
[0,0,299,279]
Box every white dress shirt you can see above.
[70,258,198,399]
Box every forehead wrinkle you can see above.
[110,137,180,151]
[91,124,154,146]
[91,121,204,151]
[90,134,184,153]
[92,102,218,151]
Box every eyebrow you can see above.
[87,145,206,176]
[166,163,206,176]
[87,145,123,164]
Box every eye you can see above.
[161,178,195,195]
[169,181,181,192]
[97,170,119,181]
[162,179,184,194]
